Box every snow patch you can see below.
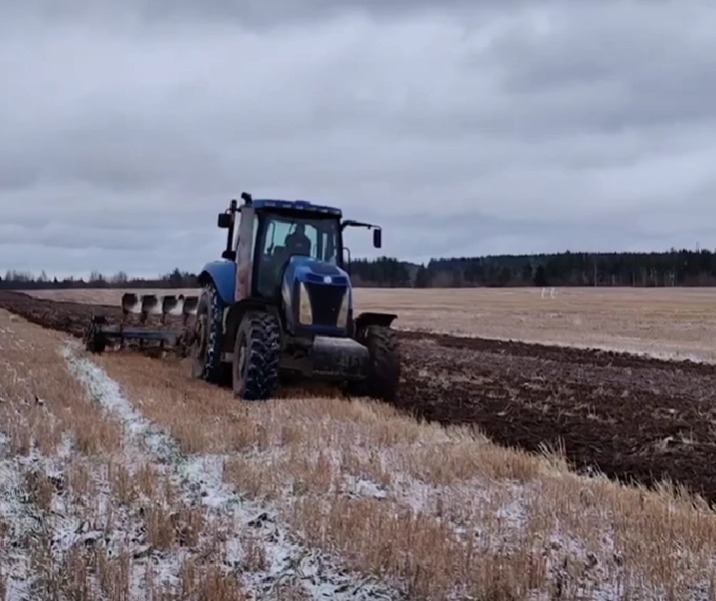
[325,441,714,600]
[0,433,34,601]
[62,341,404,600]
[0,422,176,601]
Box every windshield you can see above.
[262,214,338,263]
[255,212,340,298]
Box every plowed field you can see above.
[3,289,716,505]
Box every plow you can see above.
[84,292,200,354]
[83,192,401,401]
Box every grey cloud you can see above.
[478,3,716,132]
[0,223,159,251]
[1,0,716,277]
[4,0,509,28]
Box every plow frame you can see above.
[83,293,199,356]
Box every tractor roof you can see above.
[251,198,342,218]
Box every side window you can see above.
[264,221,292,253]
[303,225,318,257]
[321,230,336,263]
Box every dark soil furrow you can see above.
[399,329,716,374]
[398,337,716,503]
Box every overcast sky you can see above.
[2,0,716,278]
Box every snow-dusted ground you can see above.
[0,411,187,599]
[0,432,35,600]
[304,455,705,601]
[243,420,716,600]
[63,339,716,600]
[0,433,143,599]
[3,321,713,599]
[62,340,405,600]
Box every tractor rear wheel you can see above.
[190,282,224,383]
[232,311,281,401]
[352,325,400,401]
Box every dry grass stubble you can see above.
[0,310,249,600]
[95,349,716,600]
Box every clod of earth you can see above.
[2,290,716,505]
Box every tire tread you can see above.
[235,311,281,401]
[198,282,224,383]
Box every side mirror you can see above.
[222,250,236,261]
[373,228,382,249]
[218,213,232,229]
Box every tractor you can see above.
[187,193,401,401]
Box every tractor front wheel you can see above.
[232,311,281,401]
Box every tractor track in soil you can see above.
[2,289,716,504]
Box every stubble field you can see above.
[2,286,716,599]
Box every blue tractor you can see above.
[187,193,401,401]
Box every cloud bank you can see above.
[2,0,715,277]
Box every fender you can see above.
[198,260,236,305]
[353,311,397,338]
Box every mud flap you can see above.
[310,336,369,380]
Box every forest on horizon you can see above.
[2,248,716,290]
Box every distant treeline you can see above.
[0,269,200,290]
[3,248,716,289]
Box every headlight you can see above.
[337,290,349,328]
[298,282,313,325]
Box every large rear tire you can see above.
[190,282,225,383]
[352,325,401,401]
[232,311,281,401]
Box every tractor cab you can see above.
[218,194,381,336]
[192,193,399,402]
[252,204,343,301]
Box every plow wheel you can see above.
[189,283,224,383]
[84,315,108,354]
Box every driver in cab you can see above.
[285,224,311,256]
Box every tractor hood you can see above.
[281,255,352,335]
[285,255,350,286]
